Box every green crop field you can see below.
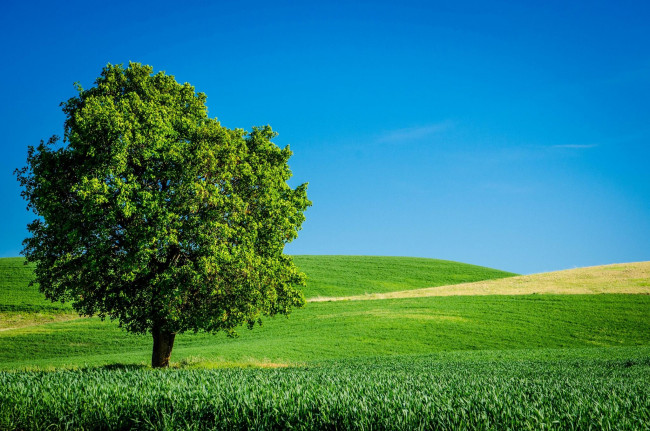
[2,350,649,430]
[1,256,649,430]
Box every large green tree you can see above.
[16,63,310,367]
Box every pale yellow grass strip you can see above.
[309,261,650,302]
[0,312,81,332]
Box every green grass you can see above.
[1,255,649,429]
[2,350,649,430]
[0,255,647,370]
[0,256,650,430]
[0,258,70,312]
[293,255,517,298]
[2,294,648,370]
[0,256,516,310]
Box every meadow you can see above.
[292,255,516,298]
[312,261,650,301]
[2,293,649,370]
[1,256,649,430]
[0,255,514,311]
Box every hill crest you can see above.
[309,261,650,302]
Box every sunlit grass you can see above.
[1,294,648,370]
[315,261,650,301]
[293,255,517,298]
[1,255,649,429]
[2,350,649,430]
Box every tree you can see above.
[15,63,311,367]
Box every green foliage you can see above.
[14,63,310,338]
[2,294,649,369]
[293,255,517,298]
[1,351,649,430]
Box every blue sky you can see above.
[1,0,648,274]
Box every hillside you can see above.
[1,257,649,370]
[1,294,649,370]
[0,258,71,312]
[0,255,517,350]
[310,261,650,301]
[0,256,517,308]
[293,255,517,298]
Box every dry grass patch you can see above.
[173,356,293,369]
[310,261,650,302]
[0,311,81,332]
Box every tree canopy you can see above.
[16,63,311,367]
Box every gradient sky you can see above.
[1,0,648,274]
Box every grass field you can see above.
[1,256,649,430]
[2,293,649,370]
[0,258,70,312]
[0,255,514,311]
[293,255,517,298]
[311,261,650,301]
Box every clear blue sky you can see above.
[1,0,648,274]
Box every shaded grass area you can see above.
[0,311,80,331]
[293,255,517,298]
[1,350,649,430]
[1,294,648,370]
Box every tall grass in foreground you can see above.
[2,353,649,430]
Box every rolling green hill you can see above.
[1,256,649,429]
[312,261,650,301]
[0,258,70,312]
[1,256,649,371]
[0,255,515,368]
[294,255,517,298]
[0,255,516,312]
[1,294,649,370]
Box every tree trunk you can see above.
[151,327,176,368]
